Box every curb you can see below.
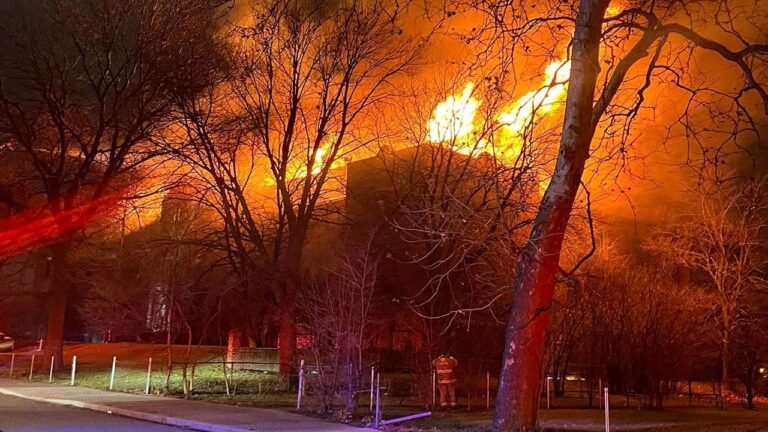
[0,387,253,432]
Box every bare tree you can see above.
[166,0,421,382]
[563,244,715,408]
[0,0,224,368]
[442,0,768,428]
[730,296,768,410]
[652,177,768,396]
[299,244,379,416]
[375,67,567,340]
[377,66,594,411]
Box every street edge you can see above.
[0,386,251,432]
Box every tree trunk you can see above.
[164,286,175,395]
[655,382,664,410]
[276,233,304,384]
[746,382,754,410]
[493,1,608,430]
[43,243,70,370]
[558,358,570,396]
[721,329,730,396]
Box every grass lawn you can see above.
[4,343,283,396]
[2,343,767,431]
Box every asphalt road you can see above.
[0,393,186,432]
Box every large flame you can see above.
[123,61,572,235]
[497,61,570,140]
[427,82,482,145]
[427,59,571,166]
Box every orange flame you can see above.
[427,60,571,167]
[427,82,482,146]
[264,137,346,185]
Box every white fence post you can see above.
[49,356,55,383]
[296,359,304,410]
[9,353,14,377]
[28,354,36,381]
[370,366,375,412]
[374,372,381,428]
[431,369,436,408]
[109,356,117,390]
[70,355,77,386]
[547,376,552,409]
[145,357,152,395]
[604,386,610,432]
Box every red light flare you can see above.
[0,192,123,259]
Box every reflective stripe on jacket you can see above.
[433,356,458,384]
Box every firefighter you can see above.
[433,354,458,409]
